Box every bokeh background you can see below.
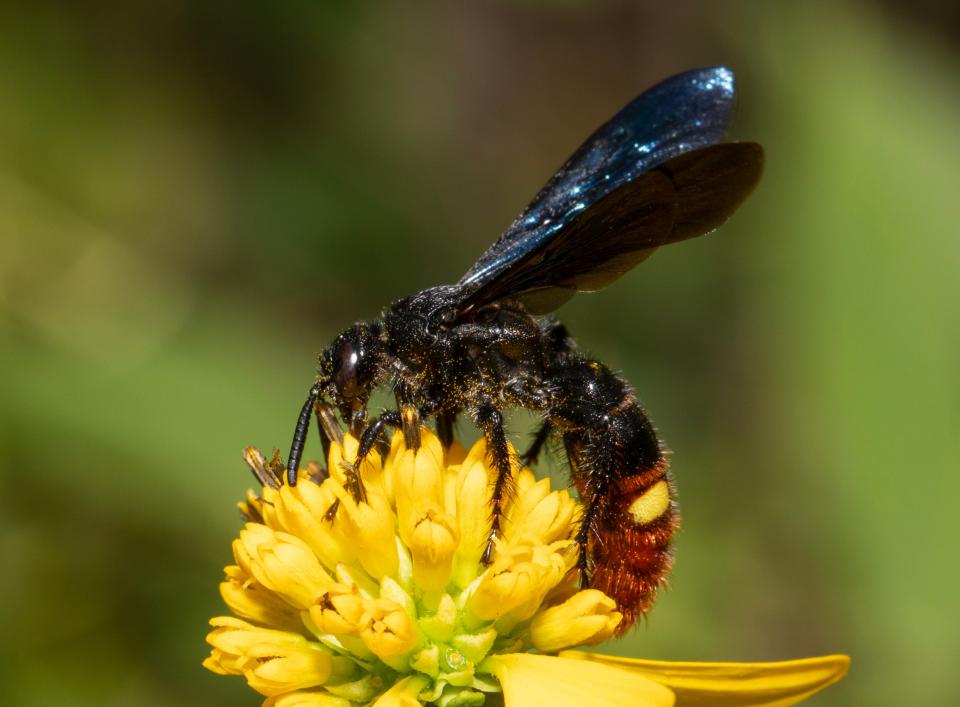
[2,1,958,705]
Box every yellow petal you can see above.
[244,647,336,696]
[528,589,622,651]
[559,652,850,707]
[394,428,446,544]
[444,440,468,467]
[206,616,307,656]
[204,617,349,696]
[451,442,494,585]
[359,598,420,661]
[276,479,351,570]
[502,477,578,547]
[233,523,276,576]
[333,482,399,579]
[263,691,352,707]
[467,543,568,625]
[370,674,430,707]
[407,509,460,591]
[254,532,334,608]
[329,434,385,496]
[487,653,674,707]
[309,583,366,636]
[379,430,408,505]
[220,568,304,633]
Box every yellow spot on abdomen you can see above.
[628,479,670,525]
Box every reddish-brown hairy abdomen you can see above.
[588,458,679,633]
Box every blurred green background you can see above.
[1,1,957,705]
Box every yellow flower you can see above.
[206,428,849,705]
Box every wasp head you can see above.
[318,322,384,411]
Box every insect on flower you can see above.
[285,66,764,631]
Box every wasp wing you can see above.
[456,66,762,313]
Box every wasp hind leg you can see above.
[436,411,457,448]
[572,452,612,589]
[522,421,552,466]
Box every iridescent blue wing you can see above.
[456,66,763,313]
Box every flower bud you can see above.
[529,589,622,651]
[220,565,303,633]
[359,598,420,660]
[407,510,459,591]
[205,617,353,696]
[502,477,578,546]
[452,446,494,585]
[239,526,333,609]
[467,543,566,624]
[309,583,366,636]
[394,429,447,543]
[276,479,351,570]
[334,483,399,579]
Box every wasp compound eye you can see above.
[333,338,362,400]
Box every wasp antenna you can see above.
[286,384,321,486]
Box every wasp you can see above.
[284,67,763,631]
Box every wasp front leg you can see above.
[339,409,403,503]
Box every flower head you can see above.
[206,429,849,706]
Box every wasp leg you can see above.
[340,409,402,503]
[399,405,421,450]
[287,384,321,486]
[436,411,456,448]
[476,403,515,565]
[522,421,552,466]
[571,445,612,588]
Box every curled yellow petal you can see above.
[529,589,622,651]
[333,482,399,579]
[452,440,494,585]
[487,653,674,707]
[256,533,334,609]
[359,598,421,660]
[468,542,571,626]
[205,617,352,696]
[394,428,447,543]
[407,509,460,591]
[559,652,850,707]
[502,476,578,547]
[220,565,304,633]
[276,479,351,569]
[233,523,275,577]
[309,583,366,636]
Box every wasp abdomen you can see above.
[552,361,678,633]
[590,457,678,634]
